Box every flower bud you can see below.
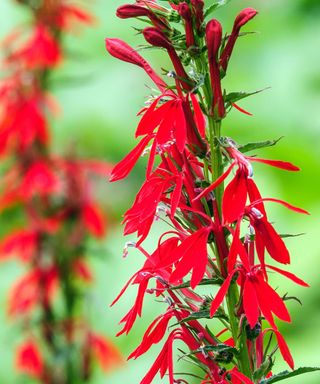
[142,27,172,50]
[116,4,149,18]
[220,8,258,72]
[191,0,204,31]
[143,27,193,91]
[105,38,167,91]
[205,19,225,118]
[117,4,169,30]
[178,3,195,49]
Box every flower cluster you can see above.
[106,1,313,383]
[0,1,121,382]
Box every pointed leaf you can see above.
[239,137,282,154]
[261,367,320,384]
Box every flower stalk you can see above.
[0,1,122,382]
[106,1,318,383]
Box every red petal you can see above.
[190,93,206,138]
[230,368,254,384]
[251,197,309,215]
[169,228,210,288]
[89,333,123,371]
[16,340,43,378]
[170,175,183,217]
[274,330,294,369]
[257,277,291,323]
[136,97,169,137]
[222,170,248,223]
[248,157,300,171]
[110,134,152,181]
[174,101,187,152]
[254,219,290,264]
[232,102,253,116]
[266,265,309,287]
[243,279,259,328]
[82,203,106,238]
[210,271,236,317]
[193,162,235,202]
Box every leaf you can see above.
[260,367,320,384]
[204,0,232,18]
[169,277,223,290]
[178,308,228,323]
[238,137,282,153]
[279,233,305,239]
[253,357,274,381]
[225,88,269,106]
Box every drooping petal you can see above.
[210,270,237,317]
[243,279,259,328]
[248,157,300,171]
[15,340,43,379]
[223,170,248,223]
[253,218,290,264]
[190,93,206,138]
[273,330,294,369]
[110,134,153,182]
[256,275,291,323]
[169,227,211,288]
[82,203,106,238]
[266,265,309,287]
[193,162,235,202]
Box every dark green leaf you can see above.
[238,137,282,153]
[260,367,320,384]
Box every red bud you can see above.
[206,19,225,118]
[143,27,193,91]
[116,4,149,18]
[142,27,172,50]
[105,38,167,91]
[178,3,195,48]
[220,8,258,72]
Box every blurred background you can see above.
[0,0,319,382]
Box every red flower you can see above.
[0,229,38,262]
[15,340,43,379]
[8,267,58,317]
[88,332,123,371]
[10,25,61,69]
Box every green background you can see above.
[0,0,319,383]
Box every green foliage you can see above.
[260,367,320,384]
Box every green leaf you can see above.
[178,308,228,323]
[169,277,223,290]
[204,0,232,18]
[238,137,283,153]
[260,367,320,384]
[225,88,269,106]
[279,233,305,239]
[253,357,274,381]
